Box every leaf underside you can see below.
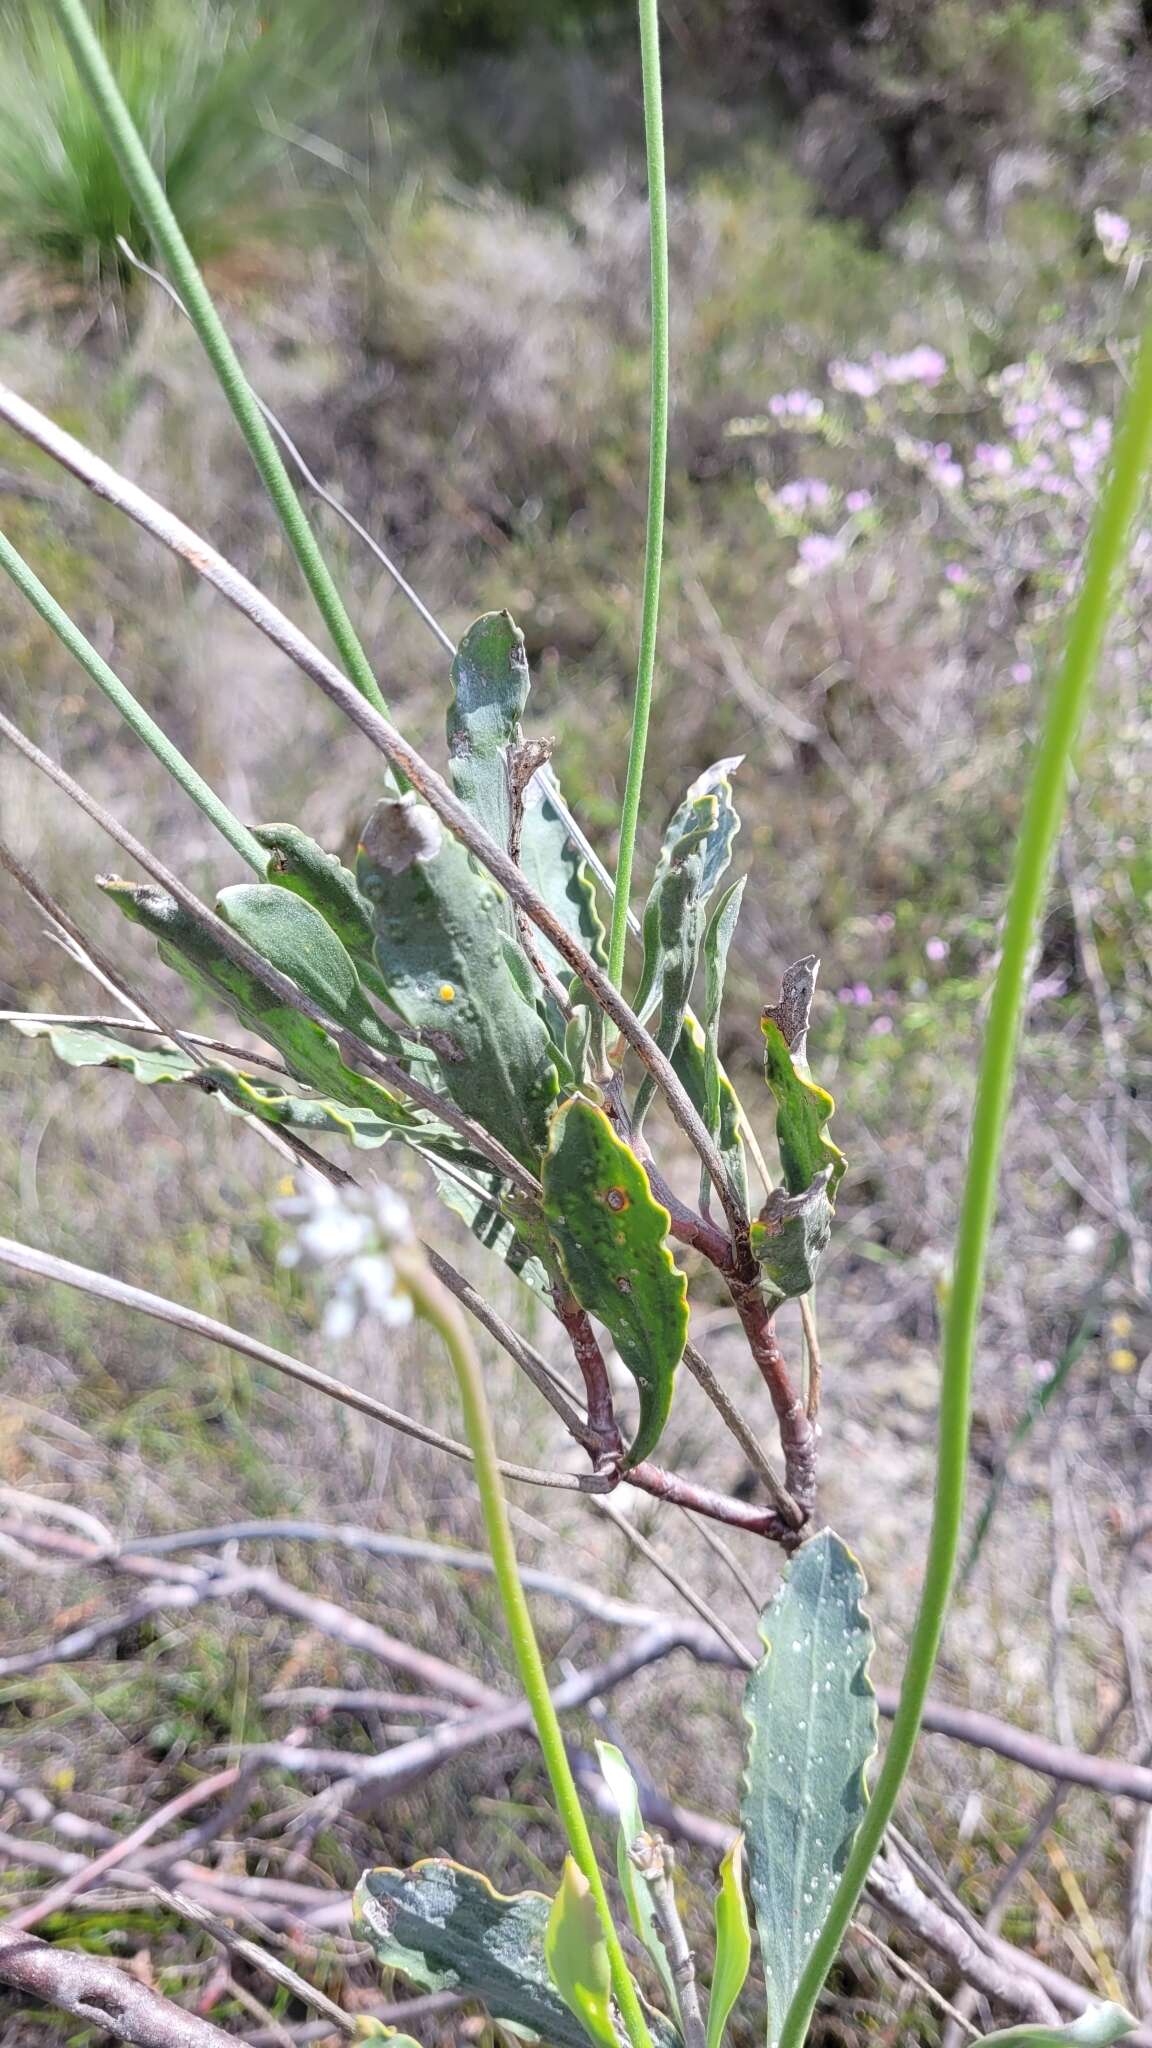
[741,1530,877,2048]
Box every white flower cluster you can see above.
[275,1173,415,1341]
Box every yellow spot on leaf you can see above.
[439,983,456,1003]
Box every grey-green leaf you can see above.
[252,820,394,1007]
[742,1531,877,2048]
[447,610,531,859]
[749,1170,833,1300]
[974,2008,1136,2048]
[355,1860,679,2048]
[357,795,558,1167]
[428,1155,552,1298]
[216,883,402,1060]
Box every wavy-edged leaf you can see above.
[100,879,410,1124]
[664,756,743,911]
[357,797,558,1168]
[447,610,531,859]
[742,1530,877,2048]
[632,794,716,1135]
[253,821,392,1006]
[518,773,607,980]
[974,2007,1136,2047]
[633,759,742,1028]
[760,1016,845,1201]
[595,1740,678,2013]
[749,1171,833,1301]
[7,1019,419,1148]
[355,1860,679,2048]
[707,1836,751,2048]
[542,1095,687,1465]
[544,1860,619,2048]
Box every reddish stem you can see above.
[553,1291,624,1474]
[626,1460,800,1546]
[729,1276,817,1515]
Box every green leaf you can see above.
[356,796,558,1167]
[633,758,742,1029]
[759,1017,845,1201]
[699,876,748,1213]
[9,1020,418,1149]
[518,774,608,979]
[707,1836,751,2048]
[663,757,743,910]
[252,821,393,1006]
[100,879,411,1123]
[545,1859,619,2048]
[973,2009,1136,2048]
[671,1018,748,1218]
[541,1095,687,1466]
[216,884,403,1059]
[355,1860,678,2048]
[741,1530,877,2048]
[595,1741,678,2014]
[749,1171,834,1301]
[447,610,531,860]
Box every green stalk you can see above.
[606,0,669,990]
[49,0,390,724]
[778,312,1152,2048]
[397,1245,654,2048]
[0,527,264,875]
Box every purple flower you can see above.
[929,457,964,491]
[973,442,1014,477]
[852,981,872,1006]
[1010,661,1033,684]
[1094,208,1131,257]
[869,1015,894,1036]
[925,936,949,962]
[845,487,873,513]
[944,562,966,585]
[778,476,832,512]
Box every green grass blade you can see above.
[0,526,263,874]
[606,0,669,989]
[49,0,390,725]
[777,307,1152,2048]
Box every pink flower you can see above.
[869,1015,894,1036]
[925,936,949,962]
[944,562,966,585]
[1094,208,1131,258]
[830,360,880,399]
[778,477,832,512]
[852,982,872,1006]
[880,345,947,386]
[845,488,873,513]
[973,442,1013,478]
[929,458,964,490]
[797,533,844,574]
[1010,661,1033,684]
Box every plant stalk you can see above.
[606,0,669,989]
[778,310,1152,2048]
[49,0,391,726]
[0,527,264,874]
[397,1244,654,2048]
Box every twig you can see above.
[596,1499,756,1666]
[7,1769,242,1932]
[553,1291,624,1467]
[725,1277,816,1514]
[681,1338,800,1526]
[0,1927,236,2048]
[631,1838,707,2048]
[0,1234,612,1495]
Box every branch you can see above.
[0,1927,236,2048]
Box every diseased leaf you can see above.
[355,1861,679,2048]
[9,1020,199,1085]
[632,794,716,1134]
[742,1531,877,2048]
[663,757,743,910]
[100,879,410,1124]
[973,2007,1135,2048]
[518,773,607,979]
[707,1836,751,2048]
[749,1171,834,1301]
[357,796,558,1167]
[699,875,748,1214]
[447,610,531,859]
[542,1095,687,1466]
[760,1016,845,1201]
[595,1740,678,2013]
[252,821,393,1005]
[544,1860,619,2048]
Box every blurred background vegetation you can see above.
[0,0,1149,2039]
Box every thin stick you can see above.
[0,531,263,872]
[777,288,1152,2048]
[50,0,391,726]
[596,1498,755,1667]
[682,1338,799,1525]
[0,1014,294,1076]
[0,1927,235,2048]
[606,0,669,990]
[0,1235,610,1495]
